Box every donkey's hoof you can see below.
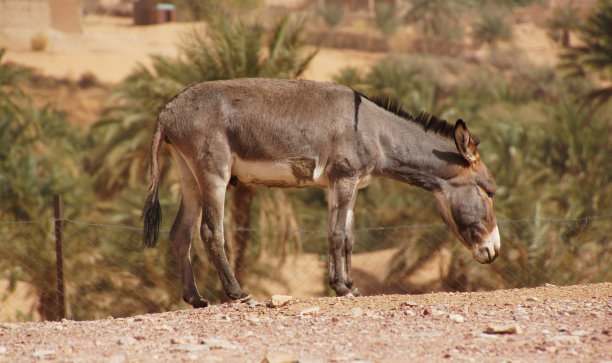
[187,297,210,308]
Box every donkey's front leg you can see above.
[343,194,360,297]
[199,176,250,302]
[327,179,358,296]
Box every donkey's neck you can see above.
[373,111,464,192]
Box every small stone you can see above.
[261,351,298,363]
[526,297,540,302]
[267,295,294,308]
[202,338,237,350]
[170,337,186,345]
[404,310,416,316]
[246,314,261,323]
[117,336,136,345]
[484,324,522,335]
[404,300,419,307]
[448,314,465,323]
[571,330,590,336]
[172,344,210,352]
[423,308,433,316]
[32,350,56,358]
[345,307,363,317]
[0,346,5,354]
[299,306,320,316]
[108,354,127,363]
[548,335,580,345]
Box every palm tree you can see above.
[472,11,512,48]
[373,1,401,37]
[404,0,464,53]
[0,50,94,320]
[561,0,612,108]
[546,1,582,47]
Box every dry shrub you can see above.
[30,32,48,52]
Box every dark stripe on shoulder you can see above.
[353,89,362,131]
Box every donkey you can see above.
[142,78,500,307]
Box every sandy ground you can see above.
[0,283,610,362]
[1,15,384,84]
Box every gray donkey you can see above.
[142,78,500,307]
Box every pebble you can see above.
[448,314,465,323]
[117,336,136,345]
[267,295,293,308]
[300,306,320,316]
[345,308,363,317]
[0,346,5,354]
[526,297,540,302]
[172,344,210,352]
[484,324,522,335]
[403,300,419,307]
[32,349,55,358]
[548,335,581,345]
[571,330,590,336]
[261,351,298,363]
[202,338,237,350]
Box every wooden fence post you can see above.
[53,194,65,320]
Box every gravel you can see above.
[0,283,610,362]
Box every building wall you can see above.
[50,0,83,33]
[0,0,51,29]
[0,0,82,33]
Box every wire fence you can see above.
[0,211,611,322]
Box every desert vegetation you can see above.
[1,0,610,321]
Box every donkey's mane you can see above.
[363,93,457,141]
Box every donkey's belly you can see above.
[231,156,328,188]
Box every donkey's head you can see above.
[435,120,499,264]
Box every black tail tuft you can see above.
[141,188,162,248]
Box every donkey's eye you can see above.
[485,190,495,198]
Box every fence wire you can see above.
[0,214,611,322]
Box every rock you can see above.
[170,337,186,345]
[299,306,320,316]
[345,308,363,317]
[422,308,433,316]
[32,350,56,358]
[404,310,416,316]
[117,336,136,345]
[571,330,590,336]
[267,295,293,308]
[172,344,210,352]
[448,314,465,323]
[548,335,580,345]
[484,324,522,335]
[526,297,540,302]
[0,346,5,354]
[261,351,298,363]
[403,300,419,307]
[202,338,237,350]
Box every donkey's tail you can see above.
[141,119,164,248]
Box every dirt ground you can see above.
[1,283,610,362]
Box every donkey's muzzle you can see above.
[473,225,500,264]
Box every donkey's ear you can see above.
[454,119,479,164]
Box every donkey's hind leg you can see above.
[169,147,209,308]
[198,173,249,301]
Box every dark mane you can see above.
[361,93,459,142]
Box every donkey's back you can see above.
[158,78,379,189]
